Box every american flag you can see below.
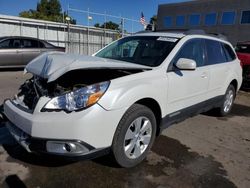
[140,12,147,26]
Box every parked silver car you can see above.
[0,36,65,67]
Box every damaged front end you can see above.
[13,68,145,113]
[11,52,151,112]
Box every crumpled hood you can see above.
[25,52,151,82]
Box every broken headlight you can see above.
[42,81,110,112]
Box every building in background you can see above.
[157,0,250,45]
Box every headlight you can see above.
[42,81,110,112]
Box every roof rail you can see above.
[136,29,228,41]
[184,29,206,35]
[207,33,228,41]
[135,30,153,34]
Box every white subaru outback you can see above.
[4,31,242,167]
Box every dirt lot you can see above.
[0,70,250,188]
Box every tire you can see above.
[112,104,157,168]
[217,84,236,116]
[242,66,250,91]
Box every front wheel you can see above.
[112,104,156,168]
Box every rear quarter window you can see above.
[222,43,236,61]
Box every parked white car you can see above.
[4,31,242,167]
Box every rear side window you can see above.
[222,43,236,61]
[173,39,205,67]
[205,39,227,65]
[38,41,45,48]
[22,39,39,48]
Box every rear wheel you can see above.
[217,84,235,116]
[112,104,156,168]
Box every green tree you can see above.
[19,0,76,24]
[94,21,120,30]
[94,23,100,28]
[150,15,157,25]
[146,15,157,31]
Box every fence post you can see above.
[37,25,39,39]
[20,21,23,36]
[67,21,70,53]
[79,29,81,54]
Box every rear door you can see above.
[20,39,42,65]
[0,39,22,66]
[204,39,235,98]
[167,38,209,113]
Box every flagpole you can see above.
[87,8,90,55]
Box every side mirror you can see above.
[176,58,196,70]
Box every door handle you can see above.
[201,73,207,78]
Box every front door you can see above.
[166,39,209,114]
[0,39,22,66]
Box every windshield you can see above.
[95,36,178,67]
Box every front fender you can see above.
[98,77,167,117]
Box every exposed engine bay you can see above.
[14,68,146,111]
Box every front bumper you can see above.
[4,98,128,155]
[6,121,110,158]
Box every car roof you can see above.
[133,30,229,43]
[134,32,185,39]
[0,36,44,42]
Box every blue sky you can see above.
[0,0,190,32]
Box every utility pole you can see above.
[122,18,125,37]
[66,16,71,53]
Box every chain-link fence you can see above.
[0,14,120,55]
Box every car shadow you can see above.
[0,104,7,127]
[0,122,238,188]
[0,126,75,167]
[5,175,27,188]
[203,103,250,118]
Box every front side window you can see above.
[221,11,235,25]
[173,39,205,67]
[95,36,178,67]
[205,39,228,65]
[0,39,21,48]
[241,10,250,24]
[189,14,200,26]
[12,39,21,48]
[164,16,172,28]
[205,13,217,26]
[0,39,11,48]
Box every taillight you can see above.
[240,60,243,68]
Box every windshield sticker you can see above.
[157,37,178,42]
